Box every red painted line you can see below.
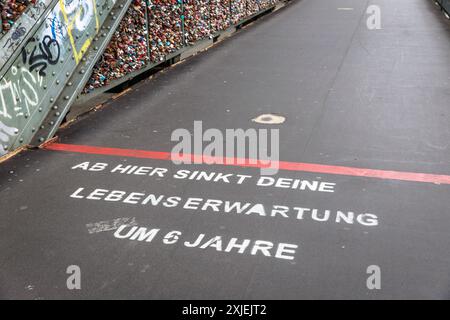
[44,143,450,185]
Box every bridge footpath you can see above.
[0,0,450,299]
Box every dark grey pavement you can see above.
[1,0,450,299]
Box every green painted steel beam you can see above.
[0,0,128,156]
[0,0,58,80]
[29,0,135,146]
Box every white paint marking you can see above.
[86,217,137,234]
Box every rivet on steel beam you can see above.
[64,96,70,100]
[56,80,60,85]
[39,138,45,142]
[50,98,54,102]
[55,112,61,117]
[67,82,73,86]
[53,106,58,110]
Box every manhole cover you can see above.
[252,114,286,124]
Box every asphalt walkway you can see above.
[1,0,449,299]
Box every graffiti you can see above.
[0,0,111,156]
[0,0,107,112]
[46,15,68,42]
[28,1,49,20]
[0,66,43,119]
[64,0,95,32]
[2,23,27,49]
[21,36,61,76]
[31,0,101,63]
[58,0,100,63]
[0,0,53,69]
[11,25,27,41]
[0,121,18,156]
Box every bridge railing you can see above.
[82,0,281,94]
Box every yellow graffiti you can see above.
[58,0,100,64]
